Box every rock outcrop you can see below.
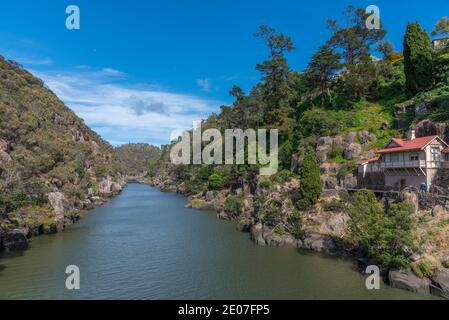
[430,269,449,299]
[388,270,431,294]
[1,229,28,251]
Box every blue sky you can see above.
[0,0,447,146]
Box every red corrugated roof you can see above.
[377,135,443,154]
[443,147,449,154]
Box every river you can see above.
[0,184,436,299]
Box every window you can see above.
[410,153,419,161]
[431,147,441,161]
[445,153,449,161]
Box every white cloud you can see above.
[196,78,211,92]
[33,68,223,146]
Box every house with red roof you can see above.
[358,131,449,190]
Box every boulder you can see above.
[414,102,430,117]
[316,145,331,163]
[432,205,447,218]
[302,232,336,253]
[342,174,357,189]
[2,229,29,251]
[388,270,431,294]
[394,118,409,130]
[47,192,66,214]
[325,176,339,189]
[345,132,357,144]
[250,223,266,246]
[236,218,253,232]
[344,143,361,160]
[431,269,449,299]
[411,119,448,142]
[282,235,298,248]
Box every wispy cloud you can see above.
[196,78,211,92]
[33,67,223,146]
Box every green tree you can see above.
[327,6,386,98]
[298,147,322,209]
[255,25,295,124]
[348,190,389,259]
[383,200,417,268]
[404,22,434,93]
[377,40,394,59]
[304,45,341,96]
[208,168,230,190]
[349,190,417,269]
[432,17,449,37]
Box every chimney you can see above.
[410,130,416,140]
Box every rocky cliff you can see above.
[0,57,126,252]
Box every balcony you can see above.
[379,160,449,169]
[380,160,425,169]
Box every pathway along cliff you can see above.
[0,184,436,299]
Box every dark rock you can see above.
[302,232,336,253]
[3,229,29,251]
[237,218,253,232]
[411,119,448,142]
[344,143,361,160]
[325,176,339,189]
[342,174,357,189]
[414,102,429,117]
[431,270,449,299]
[388,270,431,294]
[394,118,409,130]
[345,132,357,144]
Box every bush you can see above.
[419,260,433,278]
[260,197,283,226]
[411,263,424,278]
[298,147,322,209]
[434,53,449,86]
[224,194,244,215]
[328,145,344,161]
[208,169,230,190]
[322,199,344,212]
[349,191,417,269]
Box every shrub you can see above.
[273,225,287,236]
[208,169,230,191]
[349,191,417,269]
[298,147,322,209]
[224,194,244,215]
[328,145,344,161]
[260,198,283,226]
[411,263,424,278]
[322,199,344,212]
[419,260,433,278]
[434,53,449,86]
[290,210,304,239]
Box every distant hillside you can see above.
[113,143,160,176]
[0,56,125,251]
